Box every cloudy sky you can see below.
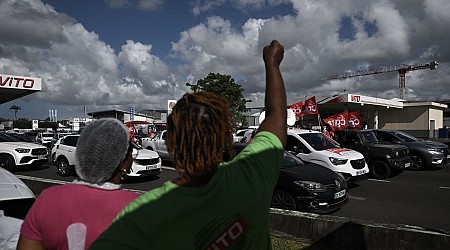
[1,0,449,120]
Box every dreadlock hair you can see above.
[166,92,233,183]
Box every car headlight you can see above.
[329,157,348,166]
[15,148,31,153]
[427,147,443,153]
[294,180,326,192]
[387,151,400,159]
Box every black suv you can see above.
[334,130,411,179]
[372,129,449,170]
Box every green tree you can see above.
[10,105,21,120]
[13,118,32,129]
[188,73,248,130]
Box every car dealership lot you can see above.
[11,159,450,234]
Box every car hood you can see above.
[320,148,364,159]
[281,163,342,185]
[0,168,35,201]
[370,143,408,151]
[136,148,160,159]
[0,141,45,149]
[409,140,448,149]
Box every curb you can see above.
[269,209,450,250]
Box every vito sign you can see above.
[0,74,42,91]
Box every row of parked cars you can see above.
[232,127,449,214]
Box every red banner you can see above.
[302,96,318,115]
[323,111,362,131]
[348,111,362,129]
[289,101,303,118]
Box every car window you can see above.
[0,133,21,142]
[282,153,304,168]
[0,198,35,220]
[62,136,79,147]
[286,135,311,154]
[299,133,339,150]
[360,131,378,143]
[392,131,418,142]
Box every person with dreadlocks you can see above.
[90,40,287,250]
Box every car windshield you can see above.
[392,131,419,142]
[42,133,54,138]
[360,131,379,144]
[299,133,340,150]
[282,152,304,168]
[0,133,22,142]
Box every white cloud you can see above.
[1,0,450,120]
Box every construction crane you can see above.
[321,61,438,99]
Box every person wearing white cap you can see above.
[17,118,141,250]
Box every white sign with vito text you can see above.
[0,74,42,91]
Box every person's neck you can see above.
[172,177,210,187]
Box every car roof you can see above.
[0,168,35,201]
[287,128,321,134]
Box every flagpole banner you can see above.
[289,101,303,118]
[323,111,348,131]
[348,111,362,129]
[302,96,319,115]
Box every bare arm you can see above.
[17,235,45,250]
[258,40,287,147]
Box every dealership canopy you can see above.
[0,74,42,104]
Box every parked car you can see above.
[286,129,369,182]
[0,133,49,171]
[35,132,55,148]
[50,132,73,148]
[0,167,35,220]
[232,143,348,214]
[372,129,449,170]
[52,135,162,177]
[233,128,254,143]
[141,130,169,160]
[334,129,411,179]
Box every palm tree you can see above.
[10,105,21,120]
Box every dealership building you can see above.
[2,73,448,138]
[246,93,448,139]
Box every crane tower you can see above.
[322,61,438,99]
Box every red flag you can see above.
[289,101,303,118]
[348,111,362,129]
[324,111,348,131]
[302,96,318,115]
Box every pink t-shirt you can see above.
[20,183,140,250]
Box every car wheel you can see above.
[0,154,15,171]
[56,158,71,177]
[271,190,297,211]
[369,160,391,179]
[410,154,426,171]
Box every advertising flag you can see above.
[288,101,303,118]
[323,111,348,131]
[302,96,319,115]
[348,111,362,129]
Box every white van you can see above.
[286,128,369,182]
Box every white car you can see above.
[0,167,35,219]
[286,128,369,182]
[35,132,55,148]
[0,133,49,172]
[52,135,162,177]
[233,129,254,143]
